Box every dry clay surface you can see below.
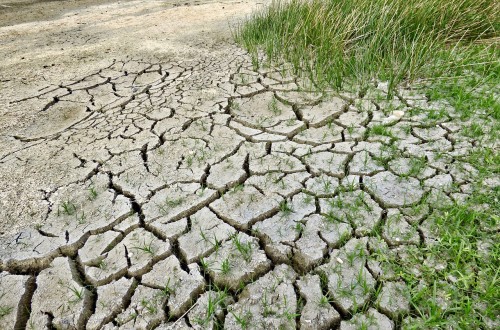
[0,0,493,329]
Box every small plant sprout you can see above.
[95,256,107,269]
[221,258,231,275]
[279,200,294,216]
[357,266,371,295]
[67,285,85,303]
[76,211,86,224]
[58,200,77,216]
[324,211,340,224]
[199,229,209,243]
[345,249,358,266]
[212,235,222,251]
[318,295,330,307]
[231,310,252,329]
[232,183,244,193]
[88,187,98,200]
[158,196,185,215]
[230,101,240,111]
[321,177,333,193]
[232,235,253,262]
[407,157,427,177]
[200,258,209,272]
[294,222,304,234]
[132,240,155,255]
[196,290,229,325]
[262,291,274,317]
[186,156,194,167]
[162,278,173,296]
[197,185,207,197]
[370,124,393,137]
[0,305,13,318]
[303,193,314,205]
[282,308,299,321]
[165,197,184,208]
[141,298,158,314]
[268,96,282,115]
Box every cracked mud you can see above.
[0,0,493,329]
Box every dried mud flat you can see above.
[0,0,496,329]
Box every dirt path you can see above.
[0,1,487,329]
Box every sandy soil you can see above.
[0,0,217,27]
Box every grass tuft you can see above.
[236,0,499,95]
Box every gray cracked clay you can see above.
[0,2,480,327]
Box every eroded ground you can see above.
[0,0,497,329]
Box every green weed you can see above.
[58,200,77,216]
[0,306,13,319]
[232,235,253,262]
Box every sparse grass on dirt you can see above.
[375,152,500,328]
[237,0,499,328]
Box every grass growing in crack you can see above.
[231,183,244,194]
[199,229,209,244]
[323,211,341,224]
[235,0,498,96]
[199,257,210,272]
[165,197,184,208]
[262,291,275,317]
[317,295,330,308]
[294,222,304,235]
[320,176,336,194]
[282,308,300,321]
[161,278,173,297]
[405,157,428,178]
[302,193,314,206]
[97,259,107,270]
[356,267,372,296]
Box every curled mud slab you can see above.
[0,0,493,329]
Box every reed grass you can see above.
[236,0,499,94]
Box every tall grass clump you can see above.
[236,0,499,94]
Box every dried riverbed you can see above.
[0,0,496,329]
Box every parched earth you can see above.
[0,1,493,329]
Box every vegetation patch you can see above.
[236,0,498,95]
[237,0,499,328]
